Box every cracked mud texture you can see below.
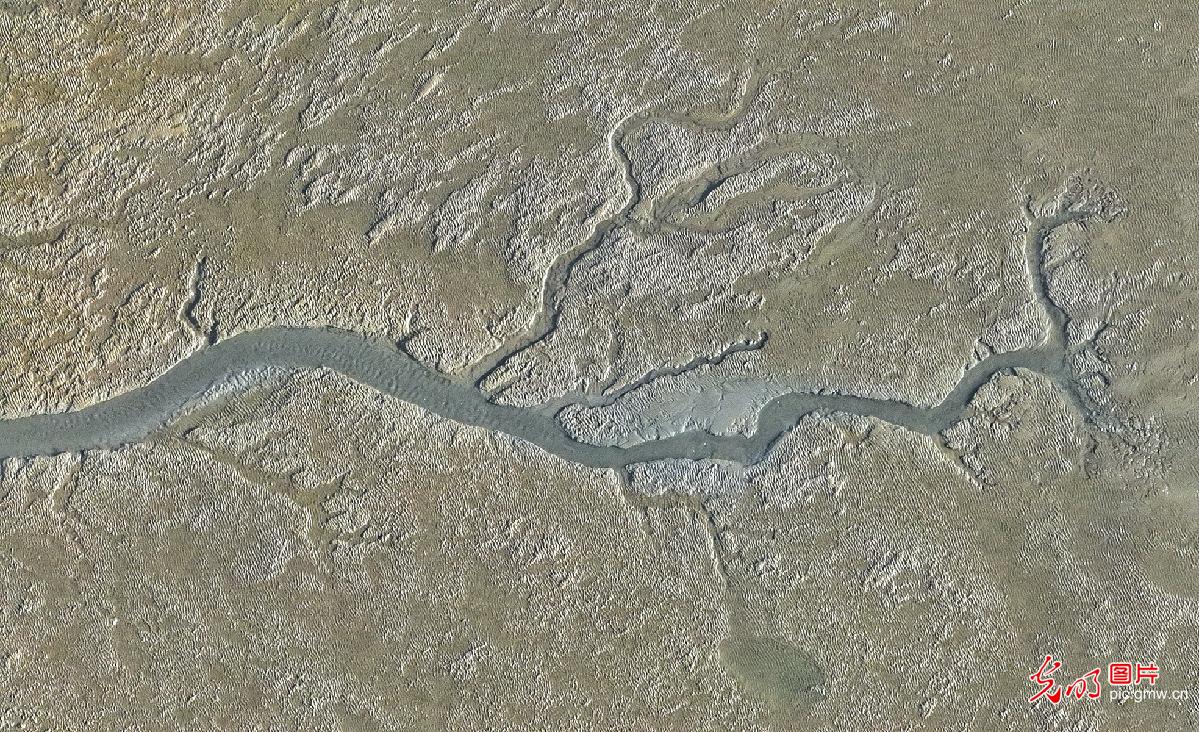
[2,1,1199,730]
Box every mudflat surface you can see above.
[2,3,1198,729]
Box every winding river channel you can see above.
[0,73,1098,469]
[0,194,1096,468]
[0,323,1076,467]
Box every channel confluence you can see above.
[0,113,1104,468]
